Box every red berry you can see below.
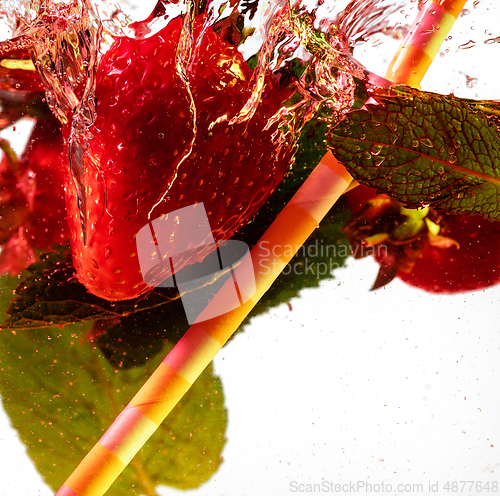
[344,187,500,294]
[0,151,30,244]
[0,49,46,97]
[66,15,296,301]
[395,213,500,294]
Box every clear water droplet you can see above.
[411,139,419,148]
[420,138,434,148]
[371,144,383,156]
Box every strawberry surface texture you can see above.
[66,15,297,301]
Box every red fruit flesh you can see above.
[67,16,296,301]
[395,213,500,294]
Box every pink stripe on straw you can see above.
[54,485,79,496]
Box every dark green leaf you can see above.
[328,88,500,221]
[94,297,189,369]
[0,323,227,493]
[1,245,178,330]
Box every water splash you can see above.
[0,0,402,242]
[485,35,500,45]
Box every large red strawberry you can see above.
[344,185,500,294]
[65,14,297,301]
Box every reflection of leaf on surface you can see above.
[0,323,227,494]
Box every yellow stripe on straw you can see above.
[385,0,468,88]
[55,1,467,493]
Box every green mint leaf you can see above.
[1,245,177,329]
[328,88,500,221]
[0,323,227,493]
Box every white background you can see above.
[1,0,500,495]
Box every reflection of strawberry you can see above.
[344,185,500,293]
[66,15,297,301]
[0,115,69,275]
[0,145,30,244]
[21,114,69,250]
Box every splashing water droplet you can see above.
[459,40,476,49]
[485,36,500,45]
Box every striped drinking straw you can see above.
[385,0,468,88]
[55,1,468,494]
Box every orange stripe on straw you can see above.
[386,0,468,88]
